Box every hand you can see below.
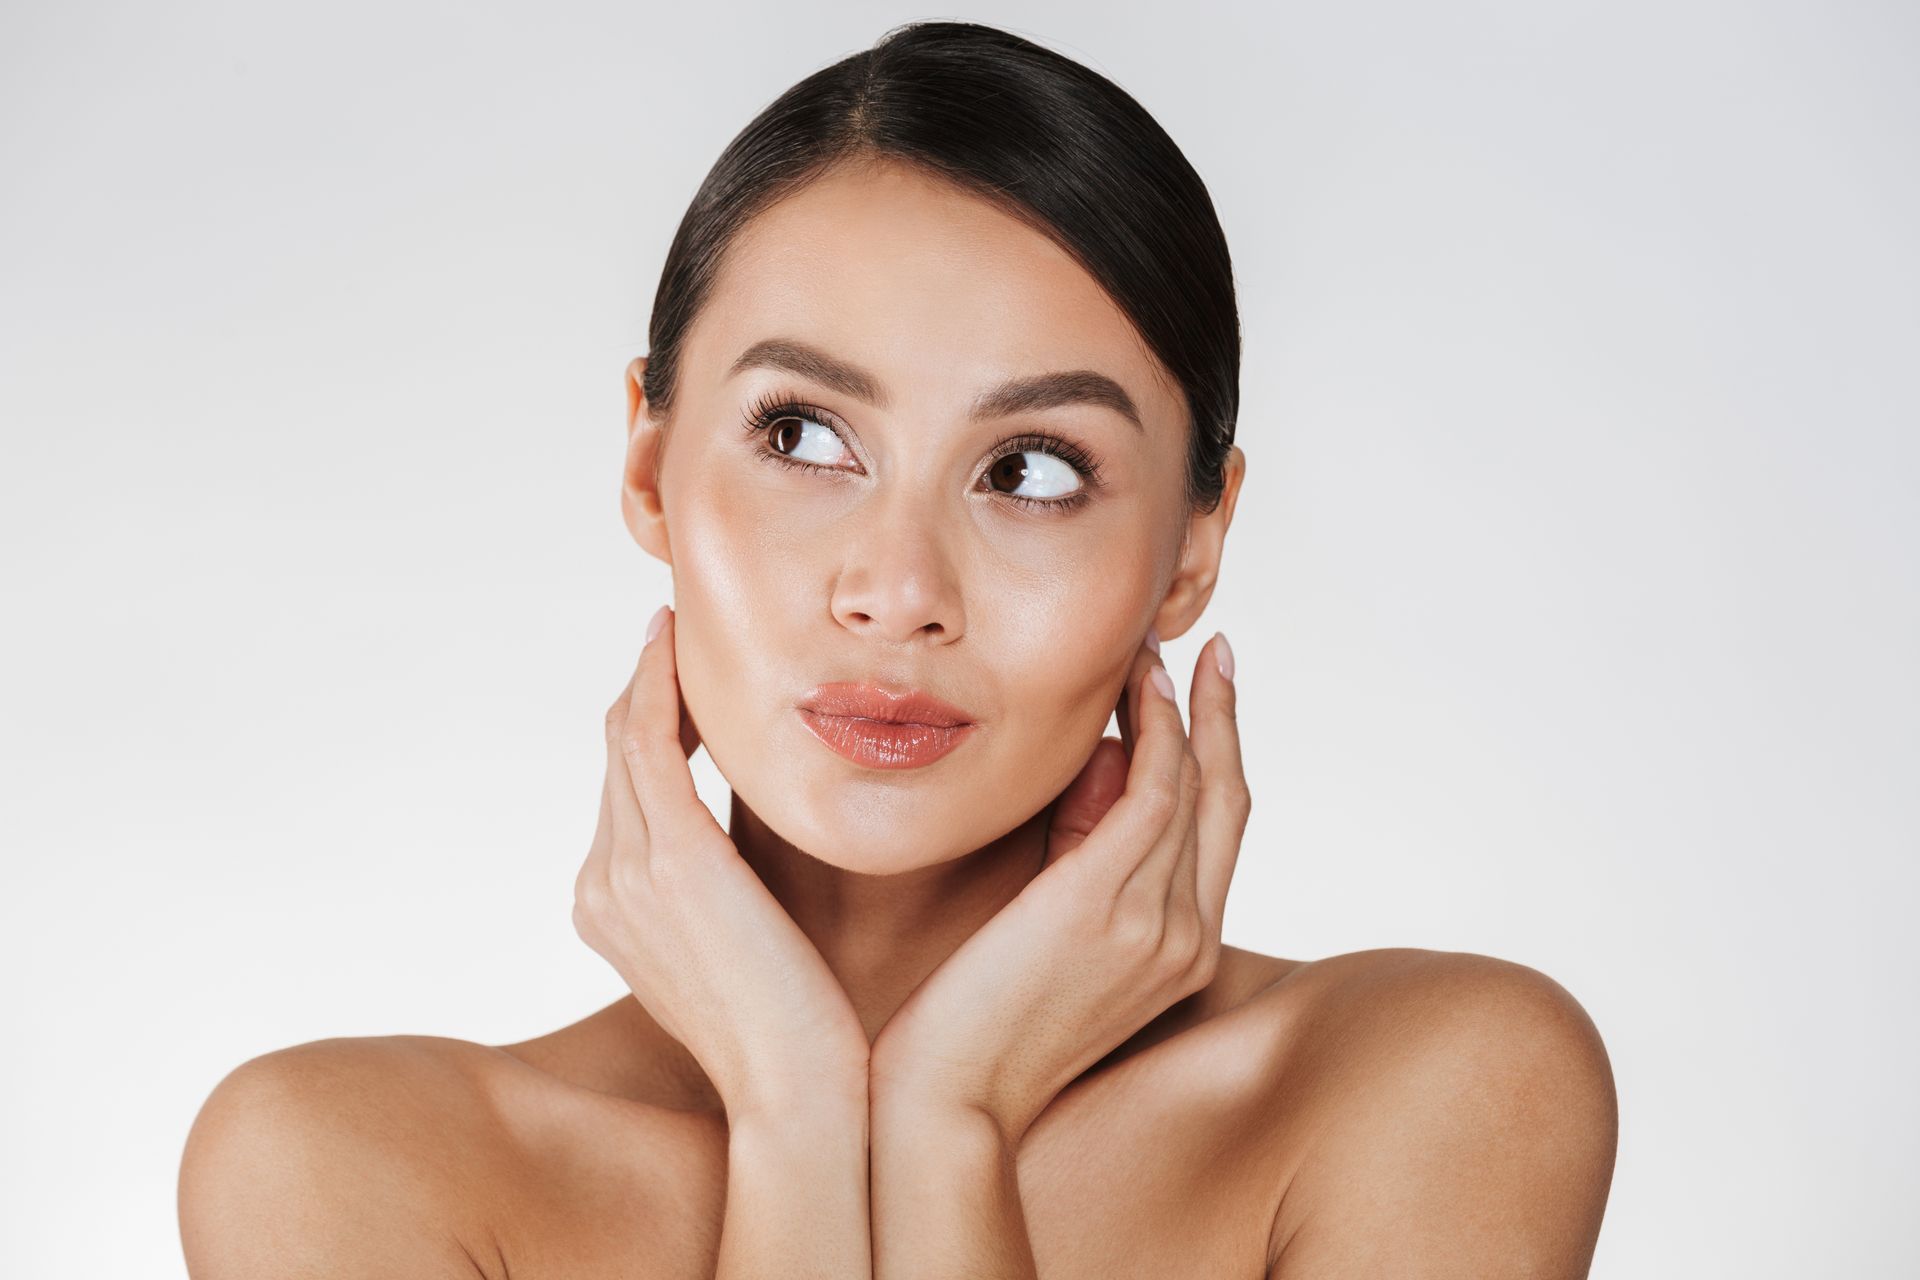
[572,604,871,1120]
[867,633,1249,1144]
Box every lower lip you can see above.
[797,710,978,769]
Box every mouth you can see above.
[799,682,975,726]
[796,681,979,770]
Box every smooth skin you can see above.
[867,628,1245,1278]
[178,157,1617,1278]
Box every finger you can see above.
[1160,655,1209,920]
[1043,736,1129,865]
[1187,632,1249,935]
[606,669,649,843]
[623,604,704,836]
[582,668,647,898]
[1134,671,1202,903]
[1104,645,1197,896]
[577,766,617,915]
[1116,633,1160,759]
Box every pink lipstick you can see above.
[796,682,978,770]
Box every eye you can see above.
[765,413,852,467]
[979,432,1101,513]
[741,392,858,472]
[741,392,1103,514]
[985,449,1081,500]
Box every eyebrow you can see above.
[726,337,1144,433]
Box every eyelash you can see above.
[738,390,1103,514]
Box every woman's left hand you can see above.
[868,632,1249,1144]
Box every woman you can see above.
[180,20,1617,1278]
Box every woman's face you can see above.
[632,158,1205,874]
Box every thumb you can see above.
[1044,736,1130,863]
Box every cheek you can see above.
[984,555,1152,796]
[663,475,821,749]
[673,446,816,598]
[658,448,1167,866]
[676,493,806,636]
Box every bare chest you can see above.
[482,1037,1280,1279]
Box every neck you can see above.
[601,791,1054,1113]
[727,791,1050,1044]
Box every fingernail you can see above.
[1145,627,1161,654]
[1213,632,1234,681]
[1149,665,1176,702]
[644,604,670,645]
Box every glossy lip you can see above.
[799,681,976,726]
[796,681,979,770]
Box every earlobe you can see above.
[1149,579,1211,648]
[621,356,673,566]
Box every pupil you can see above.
[991,454,1027,491]
[774,419,800,453]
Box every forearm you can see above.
[716,1094,873,1280]
[870,1093,1040,1280]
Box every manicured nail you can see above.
[1213,631,1234,681]
[1149,665,1176,701]
[644,604,670,645]
[1145,627,1161,654]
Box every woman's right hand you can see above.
[572,604,872,1121]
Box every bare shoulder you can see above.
[1239,948,1618,1279]
[179,1034,512,1279]
[1247,946,1613,1067]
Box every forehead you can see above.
[684,159,1185,432]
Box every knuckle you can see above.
[1135,778,1180,825]
[1210,777,1252,820]
[609,850,650,898]
[570,897,600,944]
[1110,897,1165,956]
[1162,915,1203,967]
[642,843,686,892]
[573,877,609,916]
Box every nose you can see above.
[828,493,967,646]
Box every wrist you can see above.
[871,1040,988,1107]
[725,1064,870,1132]
[872,1076,1026,1146]
[726,1094,869,1157]
[872,1092,1021,1174]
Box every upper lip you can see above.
[799,681,977,727]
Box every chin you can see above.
[681,648,1110,875]
[732,761,1035,875]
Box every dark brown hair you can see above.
[641,20,1241,512]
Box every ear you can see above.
[621,355,672,566]
[1151,444,1246,643]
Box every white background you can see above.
[3,2,1914,1274]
